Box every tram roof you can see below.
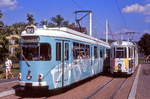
[21,26,110,48]
[111,41,136,47]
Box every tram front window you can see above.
[21,43,51,61]
[115,47,127,58]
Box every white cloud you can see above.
[122,3,145,13]
[0,0,17,7]
[122,3,150,23]
[144,29,150,33]
[122,3,150,15]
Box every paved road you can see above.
[1,64,150,99]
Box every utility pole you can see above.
[105,19,109,43]
[74,10,92,36]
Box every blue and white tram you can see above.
[19,25,110,90]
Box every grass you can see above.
[0,63,20,79]
[139,57,145,64]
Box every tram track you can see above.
[86,78,114,99]
[86,76,130,99]
[110,78,128,99]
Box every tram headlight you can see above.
[26,70,32,80]
[18,73,21,81]
[38,74,44,82]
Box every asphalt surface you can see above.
[1,64,150,99]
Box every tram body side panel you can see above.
[20,36,108,90]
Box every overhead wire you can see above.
[71,0,121,41]
[71,0,83,10]
[114,0,128,29]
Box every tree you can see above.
[138,33,150,56]
[40,19,48,26]
[11,22,26,34]
[0,34,9,62]
[26,13,35,25]
[0,10,4,27]
[51,15,69,27]
[0,10,2,19]
[51,15,64,27]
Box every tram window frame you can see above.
[114,47,116,58]
[21,43,51,61]
[115,47,127,58]
[65,43,69,60]
[40,43,51,61]
[73,42,90,59]
[100,49,103,58]
[56,42,61,61]
[128,47,133,58]
[94,46,98,58]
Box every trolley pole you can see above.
[89,11,92,36]
[105,19,109,43]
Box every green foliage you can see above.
[0,10,4,27]
[11,22,26,34]
[0,10,3,19]
[50,14,69,27]
[40,19,48,26]
[27,13,35,25]
[0,35,9,62]
[138,33,150,56]
[0,63,19,79]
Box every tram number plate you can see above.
[26,83,32,87]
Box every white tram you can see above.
[110,41,138,75]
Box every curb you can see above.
[0,90,15,98]
[128,64,141,99]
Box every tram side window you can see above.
[65,43,69,60]
[73,42,90,59]
[94,46,98,58]
[56,43,61,61]
[21,43,51,61]
[85,45,90,58]
[128,47,133,58]
[22,43,39,61]
[100,49,103,58]
[114,47,116,58]
[40,43,51,61]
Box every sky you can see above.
[0,0,150,41]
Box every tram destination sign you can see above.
[22,36,40,42]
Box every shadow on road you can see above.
[12,71,132,98]
[13,73,105,98]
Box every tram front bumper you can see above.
[19,81,48,87]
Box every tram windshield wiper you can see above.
[21,54,31,67]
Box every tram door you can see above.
[56,40,69,87]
